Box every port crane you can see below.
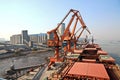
[47,9,90,69]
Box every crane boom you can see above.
[47,9,91,69]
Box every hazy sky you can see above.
[0,0,120,40]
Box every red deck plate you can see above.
[68,62,109,79]
[97,50,108,55]
[84,48,97,50]
[82,59,96,63]
[87,63,109,79]
[74,49,83,54]
[68,62,88,76]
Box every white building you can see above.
[29,34,38,44]
[47,32,54,40]
[38,33,47,44]
[47,23,65,40]
[10,34,22,44]
[58,23,65,36]
[10,30,47,46]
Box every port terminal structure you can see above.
[4,9,120,80]
[47,9,91,70]
[40,9,120,80]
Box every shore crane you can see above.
[47,9,91,69]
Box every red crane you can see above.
[47,9,90,69]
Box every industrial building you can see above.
[21,30,30,44]
[29,33,47,45]
[10,30,47,46]
[10,25,65,46]
[29,34,38,45]
[58,23,65,36]
[47,23,65,40]
[10,34,22,44]
[38,33,47,44]
[10,30,29,45]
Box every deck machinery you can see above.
[40,9,120,80]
